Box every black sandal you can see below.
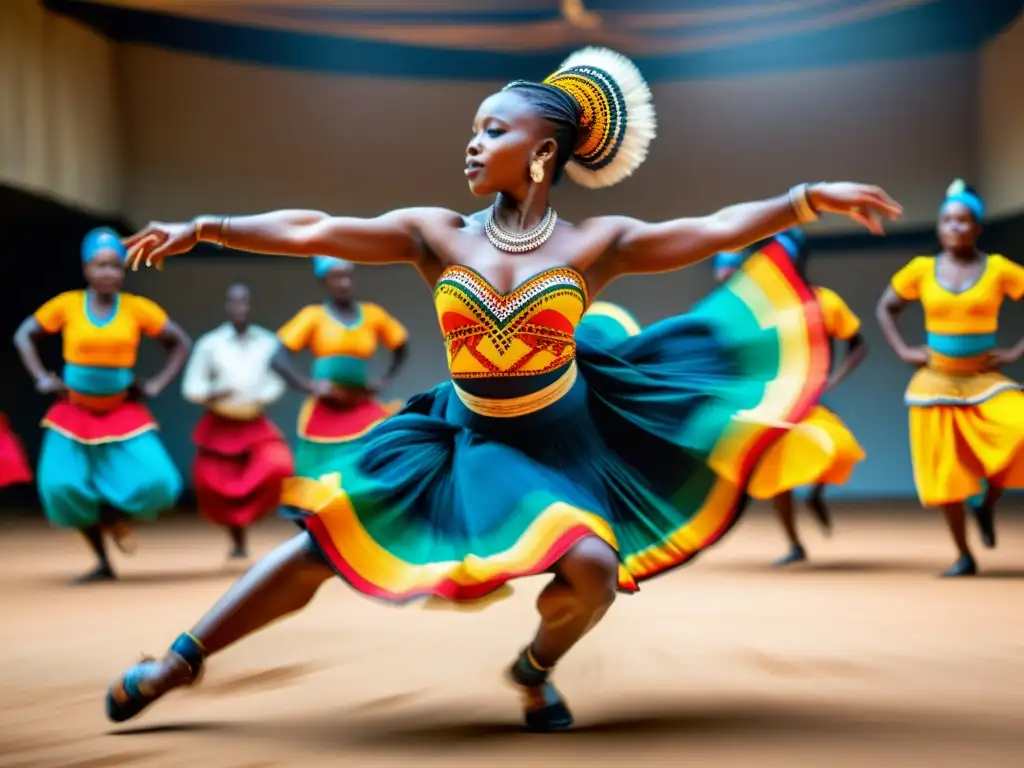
[105,632,205,723]
[506,646,574,733]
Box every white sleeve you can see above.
[181,335,213,404]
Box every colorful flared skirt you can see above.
[38,397,182,529]
[746,405,865,499]
[904,357,1024,507]
[280,244,831,605]
[192,411,295,527]
[0,413,32,488]
[294,395,402,478]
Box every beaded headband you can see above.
[506,47,656,190]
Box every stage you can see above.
[2,502,1022,766]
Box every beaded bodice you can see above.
[433,265,588,379]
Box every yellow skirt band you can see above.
[906,358,1020,407]
[746,405,865,500]
[905,361,1024,506]
[452,362,578,418]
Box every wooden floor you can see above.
[1,501,1023,767]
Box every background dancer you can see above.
[12,228,188,583]
[743,229,868,566]
[271,257,408,479]
[182,283,294,559]
[877,180,1024,576]
[0,413,33,491]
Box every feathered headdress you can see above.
[543,47,657,189]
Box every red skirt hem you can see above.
[41,399,157,444]
[192,411,286,456]
[192,412,295,527]
[0,416,32,487]
[297,396,400,443]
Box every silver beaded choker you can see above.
[485,197,558,254]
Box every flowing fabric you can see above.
[281,244,830,605]
[0,414,32,488]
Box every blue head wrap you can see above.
[312,255,350,277]
[940,179,984,222]
[713,250,748,270]
[774,227,806,261]
[81,227,126,263]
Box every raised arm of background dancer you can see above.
[122,207,462,273]
[141,320,192,398]
[827,333,868,391]
[12,317,59,390]
[586,183,902,285]
[875,287,928,366]
[269,345,317,397]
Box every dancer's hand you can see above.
[205,387,236,404]
[985,347,1022,370]
[123,221,200,272]
[898,346,930,368]
[134,379,166,399]
[35,372,65,395]
[365,378,390,396]
[808,183,903,234]
[310,380,363,406]
[329,386,368,408]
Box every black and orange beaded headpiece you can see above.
[506,47,657,190]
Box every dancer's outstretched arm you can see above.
[584,182,902,287]
[123,207,463,273]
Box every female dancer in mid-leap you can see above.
[106,47,901,731]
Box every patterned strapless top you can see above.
[433,265,589,380]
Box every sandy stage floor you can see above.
[2,501,1023,767]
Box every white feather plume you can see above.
[555,47,657,190]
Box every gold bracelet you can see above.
[193,216,213,244]
[788,183,819,224]
[192,216,228,246]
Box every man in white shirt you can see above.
[182,283,294,559]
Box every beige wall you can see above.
[1,3,1015,226]
[0,0,121,214]
[117,45,978,232]
[980,15,1024,218]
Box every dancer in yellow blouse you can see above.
[877,181,1024,576]
[272,257,408,479]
